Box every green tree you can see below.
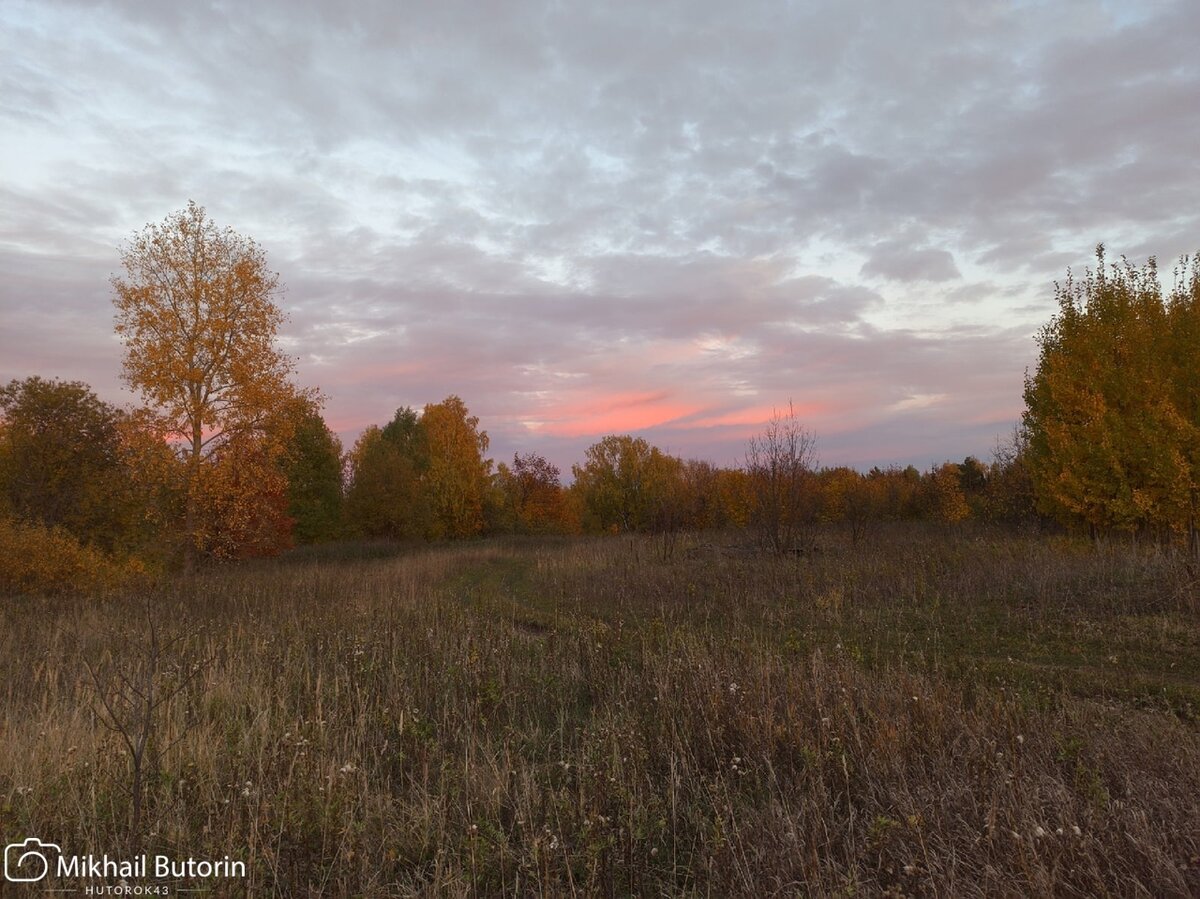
[381,406,430,468]
[272,396,344,543]
[344,410,430,540]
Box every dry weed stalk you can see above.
[83,594,212,848]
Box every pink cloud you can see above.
[523,390,706,438]
[670,402,829,431]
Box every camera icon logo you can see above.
[5,838,60,883]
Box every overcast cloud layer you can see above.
[2,0,1198,471]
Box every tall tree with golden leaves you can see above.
[1167,256,1200,552]
[1024,248,1197,541]
[111,201,306,562]
[422,395,491,539]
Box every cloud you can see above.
[861,242,961,283]
[2,0,1198,472]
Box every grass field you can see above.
[3,525,1199,896]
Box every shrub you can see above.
[0,516,148,595]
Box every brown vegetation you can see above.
[2,526,1198,895]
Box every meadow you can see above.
[2,525,1199,896]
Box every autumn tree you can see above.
[571,435,683,533]
[659,459,757,533]
[921,462,970,526]
[496,452,578,535]
[422,396,492,539]
[645,455,687,535]
[0,377,127,543]
[192,434,294,559]
[712,467,753,529]
[818,467,857,525]
[117,409,187,559]
[344,409,430,540]
[0,377,176,556]
[744,403,819,555]
[957,456,989,517]
[1166,255,1200,552]
[867,465,922,521]
[819,467,882,545]
[112,202,310,562]
[1023,248,1198,541]
[676,459,722,531]
[984,427,1037,526]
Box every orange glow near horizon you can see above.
[522,390,705,438]
[670,402,828,431]
[516,392,832,440]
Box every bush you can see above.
[0,517,149,595]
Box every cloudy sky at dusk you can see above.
[3,0,1198,472]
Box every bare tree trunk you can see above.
[184,415,203,572]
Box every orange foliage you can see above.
[499,453,579,535]
[191,437,294,559]
[111,202,312,561]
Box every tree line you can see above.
[0,371,1040,566]
[1,206,1195,592]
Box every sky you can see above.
[2,0,1198,474]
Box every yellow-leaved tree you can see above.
[1023,248,1198,544]
[571,435,683,534]
[112,201,311,563]
[422,395,491,539]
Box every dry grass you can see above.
[2,526,1199,896]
